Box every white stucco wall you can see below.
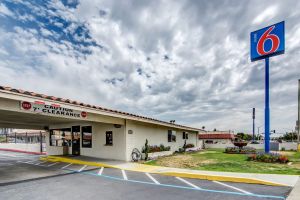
[125,120,199,161]
[0,143,42,153]
[46,120,200,161]
[47,122,126,160]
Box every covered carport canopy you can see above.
[0,86,201,132]
[0,109,83,130]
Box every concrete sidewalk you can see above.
[287,178,300,200]
[41,155,299,187]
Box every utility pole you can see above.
[252,108,255,142]
[297,79,300,151]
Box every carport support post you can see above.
[40,131,43,153]
[264,57,270,153]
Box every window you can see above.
[50,128,71,146]
[82,126,92,148]
[183,132,188,140]
[168,130,176,142]
[106,131,113,145]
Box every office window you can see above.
[183,132,188,139]
[50,128,71,146]
[82,126,92,148]
[106,131,113,145]
[168,130,176,142]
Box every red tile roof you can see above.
[198,133,234,139]
[0,85,201,131]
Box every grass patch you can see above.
[145,149,300,175]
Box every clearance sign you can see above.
[20,101,87,119]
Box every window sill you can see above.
[104,144,113,146]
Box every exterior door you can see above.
[72,126,80,156]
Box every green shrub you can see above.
[247,152,289,163]
[225,147,256,154]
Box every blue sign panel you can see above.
[250,21,285,61]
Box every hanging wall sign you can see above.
[20,101,87,119]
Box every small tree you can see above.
[144,139,149,160]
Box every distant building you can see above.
[198,131,234,144]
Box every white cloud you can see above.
[0,0,299,134]
[0,3,13,17]
[252,5,279,25]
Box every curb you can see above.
[0,148,46,155]
[40,156,288,187]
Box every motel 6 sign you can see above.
[250,21,285,61]
[250,21,285,153]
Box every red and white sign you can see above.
[20,101,87,119]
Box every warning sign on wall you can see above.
[20,101,87,119]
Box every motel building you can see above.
[0,86,203,161]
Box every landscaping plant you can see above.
[247,152,289,163]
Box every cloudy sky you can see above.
[0,0,299,133]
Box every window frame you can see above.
[105,131,113,146]
[168,130,176,142]
[82,126,92,148]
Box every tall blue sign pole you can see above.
[250,21,285,153]
[265,58,270,152]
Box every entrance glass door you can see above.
[71,126,80,156]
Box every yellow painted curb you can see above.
[40,156,116,169]
[40,156,287,187]
[157,172,286,187]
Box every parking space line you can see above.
[145,173,160,184]
[213,181,253,194]
[176,177,201,189]
[35,161,47,165]
[47,162,58,167]
[61,163,72,169]
[98,167,104,175]
[121,169,128,180]
[78,165,87,172]
[26,160,38,164]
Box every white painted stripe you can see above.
[26,160,37,164]
[121,169,128,180]
[61,163,72,169]
[213,181,252,194]
[78,165,87,172]
[34,161,47,165]
[47,162,58,167]
[0,153,18,157]
[39,161,48,164]
[98,167,104,175]
[176,177,201,189]
[145,173,160,184]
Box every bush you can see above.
[247,152,289,163]
[225,147,256,154]
[185,143,195,148]
[178,148,185,153]
[142,144,171,153]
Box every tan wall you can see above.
[125,120,199,161]
[0,143,42,153]
[46,120,200,161]
[47,122,126,160]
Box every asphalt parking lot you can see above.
[0,150,293,200]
